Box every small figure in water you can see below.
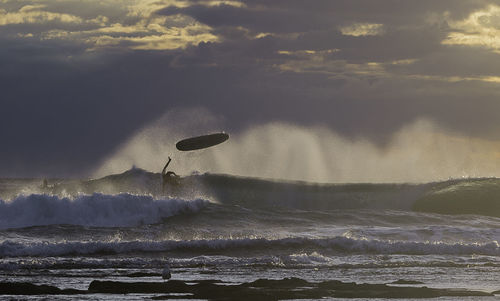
[162,263,171,280]
[162,156,180,193]
[41,179,48,189]
[40,178,55,194]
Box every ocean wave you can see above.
[2,236,500,258]
[5,171,500,218]
[0,193,209,229]
[413,178,500,217]
[2,252,499,272]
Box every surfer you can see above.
[162,156,180,193]
[41,179,48,189]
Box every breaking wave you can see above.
[0,193,209,229]
[413,178,500,216]
[4,169,500,218]
[2,236,500,257]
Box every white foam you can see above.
[0,193,209,228]
[2,236,500,258]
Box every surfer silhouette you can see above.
[162,156,180,193]
[41,179,48,189]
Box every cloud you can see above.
[3,0,500,179]
[0,4,83,26]
[0,0,220,51]
[443,5,500,51]
[339,23,384,37]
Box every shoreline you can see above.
[0,277,494,299]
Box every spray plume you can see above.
[93,108,500,183]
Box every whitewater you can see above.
[2,168,500,299]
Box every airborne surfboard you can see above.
[176,132,229,151]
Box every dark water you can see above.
[2,169,500,299]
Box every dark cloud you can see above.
[160,4,334,33]
[157,1,466,66]
[2,0,500,177]
[159,0,490,32]
[388,46,500,77]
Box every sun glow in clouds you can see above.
[443,5,500,51]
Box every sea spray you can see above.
[93,109,500,183]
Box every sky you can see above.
[2,0,500,181]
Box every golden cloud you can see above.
[0,5,83,25]
[443,5,500,51]
[1,0,227,51]
[86,22,218,50]
[339,23,385,37]
[277,50,387,79]
[277,51,500,85]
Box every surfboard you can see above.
[176,132,229,151]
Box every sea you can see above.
[2,167,500,300]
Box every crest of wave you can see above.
[0,193,208,228]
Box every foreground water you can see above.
[2,168,500,299]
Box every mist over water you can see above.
[94,108,500,183]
